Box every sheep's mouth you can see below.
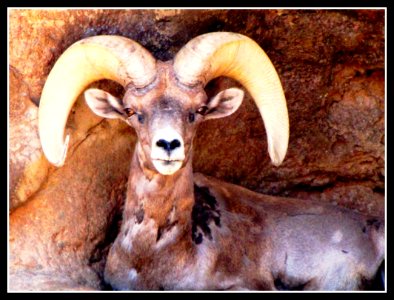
[153,159,183,165]
[152,159,183,175]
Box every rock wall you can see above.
[9,9,385,290]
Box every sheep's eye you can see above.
[125,108,144,124]
[188,112,195,123]
[196,106,208,115]
[125,108,135,117]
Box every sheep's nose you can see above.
[156,139,181,152]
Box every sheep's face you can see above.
[85,62,244,175]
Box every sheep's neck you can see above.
[123,143,195,237]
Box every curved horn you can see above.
[38,35,156,166]
[173,32,289,166]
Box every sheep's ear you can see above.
[84,88,127,120]
[203,88,244,120]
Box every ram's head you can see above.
[39,33,289,175]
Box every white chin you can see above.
[152,160,183,175]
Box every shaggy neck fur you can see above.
[122,142,195,249]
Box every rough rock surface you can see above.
[9,9,385,290]
[9,94,134,290]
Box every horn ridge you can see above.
[173,32,289,166]
[39,35,156,166]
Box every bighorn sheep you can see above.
[38,32,384,290]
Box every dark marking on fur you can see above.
[135,208,144,224]
[192,185,221,244]
[156,220,178,242]
[361,219,382,238]
[194,233,203,244]
[342,250,348,254]
[366,218,381,230]
[361,261,385,290]
[156,227,163,242]
[156,96,183,113]
[274,277,309,291]
[159,98,171,110]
